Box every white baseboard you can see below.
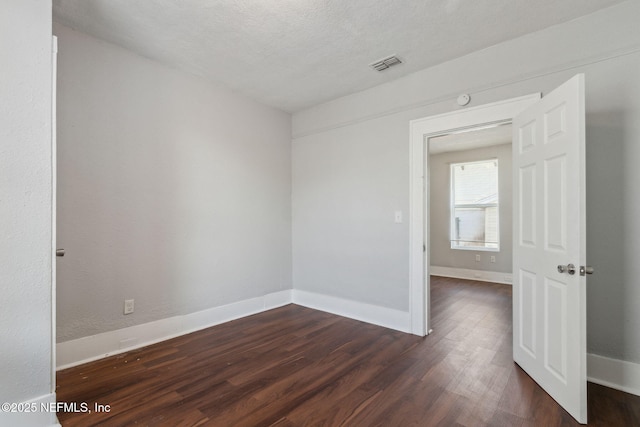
[57,290,292,370]
[292,289,411,333]
[430,265,513,285]
[588,353,640,397]
[0,393,60,426]
[55,287,640,400]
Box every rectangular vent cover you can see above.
[370,55,402,71]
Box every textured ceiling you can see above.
[53,0,623,112]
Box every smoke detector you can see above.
[370,55,402,71]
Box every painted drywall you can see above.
[54,24,292,342]
[293,117,410,311]
[430,144,512,274]
[0,0,58,425]
[292,1,640,364]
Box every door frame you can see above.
[408,93,541,336]
[51,35,58,392]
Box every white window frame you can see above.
[450,158,500,252]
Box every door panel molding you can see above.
[512,74,587,423]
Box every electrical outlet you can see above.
[475,254,481,262]
[124,299,134,315]
[490,255,496,263]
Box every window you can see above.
[450,159,499,251]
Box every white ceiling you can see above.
[428,123,512,155]
[53,0,623,113]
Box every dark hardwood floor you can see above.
[57,276,640,426]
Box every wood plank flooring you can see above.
[56,276,640,426]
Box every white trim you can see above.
[56,290,292,370]
[50,35,58,401]
[50,37,60,427]
[0,393,60,426]
[588,353,640,397]
[292,290,411,333]
[409,94,540,337]
[57,289,413,369]
[430,266,512,285]
[54,289,640,400]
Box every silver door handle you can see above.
[56,248,65,257]
[580,265,594,276]
[557,264,575,275]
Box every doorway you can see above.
[427,124,513,290]
[409,76,588,423]
[408,94,540,336]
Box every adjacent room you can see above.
[3,0,640,426]
[428,124,513,285]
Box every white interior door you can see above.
[512,74,587,423]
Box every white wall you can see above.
[430,143,512,274]
[55,24,292,343]
[292,1,640,365]
[0,0,58,425]
[293,116,410,311]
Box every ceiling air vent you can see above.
[370,55,402,71]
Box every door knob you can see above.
[557,264,575,275]
[580,265,594,276]
[56,248,65,257]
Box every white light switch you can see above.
[394,211,403,223]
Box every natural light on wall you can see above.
[450,159,499,251]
